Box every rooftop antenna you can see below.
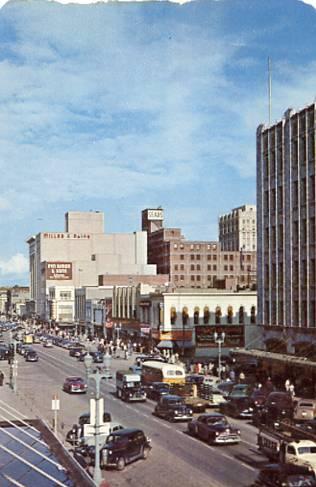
[268,57,272,125]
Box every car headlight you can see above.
[129,393,133,397]
[175,410,178,414]
[237,430,240,434]
[215,432,219,436]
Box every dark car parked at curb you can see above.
[188,412,241,445]
[77,428,152,471]
[252,463,316,486]
[154,394,193,422]
[0,345,9,360]
[220,397,254,419]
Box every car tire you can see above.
[116,456,125,471]
[168,415,175,423]
[142,447,150,460]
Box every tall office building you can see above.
[219,205,257,251]
[142,208,257,290]
[257,103,316,354]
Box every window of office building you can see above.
[191,275,195,281]
[180,264,184,270]
[197,264,201,271]
[174,264,178,271]
[190,264,194,271]
[197,275,201,281]
[207,255,212,260]
[207,265,211,271]
[190,254,195,260]
[196,255,201,260]
[180,255,184,260]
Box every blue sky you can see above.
[1,0,316,285]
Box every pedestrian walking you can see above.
[285,379,291,392]
[289,383,295,398]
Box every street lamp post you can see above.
[214,331,225,380]
[9,331,18,392]
[84,351,112,487]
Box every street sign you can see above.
[83,423,110,437]
[90,398,104,424]
[51,395,60,411]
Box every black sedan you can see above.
[220,397,254,419]
[146,382,171,401]
[188,412,241,445]
[252,463,316,486]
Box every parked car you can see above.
[25,351,39,362]
[99,428,151,470]
[63,377,87,394]
[220,397,254,419]
[252,463,316,486]
[92,351,104,363]
[154,394,193,422]
[188,412,241,445]
[229,383,254,399]
[0,345,9,360]
[43,340,53,348]
[146,382,171,401]
[216,381,236,399]
[69,347,85,358]
[79,411,112,425]
[294,398,316,422]
[254,392,294,427]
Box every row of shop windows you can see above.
[170,306,256,325]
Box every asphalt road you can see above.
[1,342,267,487]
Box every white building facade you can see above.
[27,211,157,320]
[219,205,257,252]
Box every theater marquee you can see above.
[45,262,73,280]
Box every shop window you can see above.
[215,306,221,324]
[250,306,256,324]
[227,306,233,324]
[194,307,199,325]
[203,307,210,324]
[170,307,177,325]
[239,306,244,324]
[182,307,189,326]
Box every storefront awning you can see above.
[157,340,174,349]
[175,341,194,349]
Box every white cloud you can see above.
[299,1,316,8]
[0,254,29,276]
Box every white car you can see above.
[43,340,53,348]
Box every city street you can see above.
[0,342,266,487]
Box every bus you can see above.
[141,361,186,385]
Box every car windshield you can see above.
[169,400,184,407]
[287,474,316,486]
[207,417,227,425]
[298,447,316,455]
[106,435,120,444]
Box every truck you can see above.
[116,370,147,402]
[257,425,316,474]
